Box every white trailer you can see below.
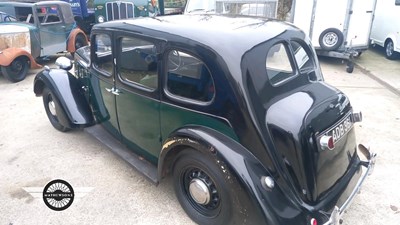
[370,0,400,59]
[290,0,377,72]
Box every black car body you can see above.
[33,14,376,225]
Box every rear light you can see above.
[310,218,318,225]
[320,135,334,150]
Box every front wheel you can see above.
[385,39,399,60]
[42,88,70,132]
[1,57,29,82]
[173,149,253,225]
[75,34,87,52]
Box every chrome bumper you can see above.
[323,144,377,225]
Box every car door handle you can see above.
[105,88,121,96]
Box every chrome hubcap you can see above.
[323,32,338,47]
[48,100,56,116]
[189,178,211,205]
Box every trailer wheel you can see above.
[385,39,399,60]
[319,28,344,51]
[1,56,29,83]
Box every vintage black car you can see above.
[33,15,376,225]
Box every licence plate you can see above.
[326,114,354,143]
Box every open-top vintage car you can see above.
[0,1,87,82]
[34,15,376,225]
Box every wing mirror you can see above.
[55,57,73,71]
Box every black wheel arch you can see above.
[158,126,306,225]
[34,68,94,129]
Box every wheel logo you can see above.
[43,179,74,211]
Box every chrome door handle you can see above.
[105,87,121,96]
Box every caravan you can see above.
[290,0,377,72]
[370,0,400,59]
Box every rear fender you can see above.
[67,28,88,53]
[0,47,42,69]
[34,68,94,128]
[159,126,305,225]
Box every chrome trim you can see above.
[322,144,377,225]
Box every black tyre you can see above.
[42,88,70,132]
[1,57,29,83]
[319,28,344,51]
[173,149,253,225]
[346,62,354,73]
[385,39,399,60]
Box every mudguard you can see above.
[0,47,42,69]
[67,28,88,53]
[159,126,307,225]
[33,68,94,129]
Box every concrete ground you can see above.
[0,49,399,225]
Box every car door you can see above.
[89,32,121,139]
[35,4,67,56]
[114,34,163,163]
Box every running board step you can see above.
[85,125,158,184]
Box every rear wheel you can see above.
[173,149,257,225]
[385,39,399,60]
[1,57,29,82]
[42,88,70,132]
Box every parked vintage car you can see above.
[0,1,88,82]
[34,15,376,225]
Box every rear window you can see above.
[266,43,294,85]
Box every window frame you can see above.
[92,33,114,78]
[163,48,215,106]
[116,35,159,92]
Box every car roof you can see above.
[94,14,301,81]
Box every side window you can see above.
[266,43,294,85]
[37,6,61,24]
[290,41,314,72]
[93,34,113,76]
[166,50,215,103]
[118,37,158,90]
[396,0,400,5]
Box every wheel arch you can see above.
[67,28,88,53]
[34,68,94,129]
[0,47,42,69]
[158,126,304,225]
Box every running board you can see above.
[85,125,159,184]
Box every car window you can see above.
[37,6,61,24]
[266,43,294,85]
[117,37,158,90]
[166,50,215,103]
[93,34,113,76]
[290,41,314,72]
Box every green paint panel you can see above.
[160,103,238,144]
[116,88,160,163]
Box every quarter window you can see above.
[266,43,294,85]
[166,50,214,102]
[118,37,158,90]
[93,34,113,76]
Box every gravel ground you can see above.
[0,53,399,225]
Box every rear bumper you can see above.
[323,144,377,225]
